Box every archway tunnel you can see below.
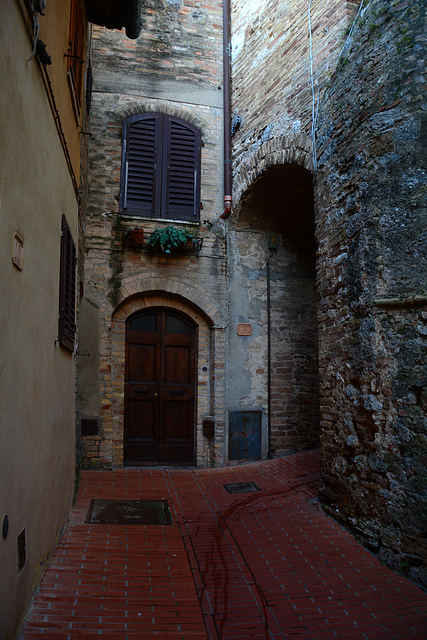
[228,163,320,456]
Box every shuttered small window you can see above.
[120,113,202,222]
[58,215,76,352]
[67,0,85,118]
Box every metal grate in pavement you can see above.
[86,499,172,525]
[223,482,261,494]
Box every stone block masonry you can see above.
[78,0,228,468]
[230,0,426,590]
[315,0,427,588]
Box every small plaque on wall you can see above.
[236,323,252,336]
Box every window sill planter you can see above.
[147,225,202,254]
[123,228,144,248]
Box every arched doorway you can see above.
[230,163,320,455]
[124,308,196,465]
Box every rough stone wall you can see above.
[315,0,427,588]
[78,0,227,468]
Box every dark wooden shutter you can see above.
[121,114,160,216]
[58,215,76,352]
[67,0,85,116]
[163,117,201,221]
[120,113,201,221]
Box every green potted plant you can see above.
[147,225,199,253]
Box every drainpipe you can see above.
[220,0,232,220]
[267,255,272,459]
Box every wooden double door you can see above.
[124,309,196,465]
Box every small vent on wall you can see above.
[81,418,98,436]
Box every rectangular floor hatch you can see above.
[223,482,261,494]
[86,499,172,525]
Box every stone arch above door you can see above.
[116,276,228,327]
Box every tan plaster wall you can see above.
[0,1,79,636]
[15,0,88,182]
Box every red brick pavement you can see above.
[20,450,427,639]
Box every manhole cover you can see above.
[86,499,172,525]
[223,482,260,494]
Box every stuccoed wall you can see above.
[0,1,78,636]
[315,0,427,587]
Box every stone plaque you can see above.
[237,323,252,336]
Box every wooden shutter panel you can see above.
[121,114,160,217]
[67,0,85,116]
[58,215,76,352]
[163,117,201,221]
[120,113,201,221]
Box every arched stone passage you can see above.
[233,136,314,206]
[228,162,320,456]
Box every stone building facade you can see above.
[78,0,426,587]
[78,0,228,468]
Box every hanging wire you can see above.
[27,13,40,61]
[337,0,366,64]
[308,0,317,172]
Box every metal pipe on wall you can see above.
[267,255,272,459]
[221,0,232,220]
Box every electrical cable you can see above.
[308,0,317,172]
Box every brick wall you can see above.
[229,163,320,455]
[231,0,358,201]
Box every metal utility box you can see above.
[229,411,261,460]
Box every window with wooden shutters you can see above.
[58,215,76,352]
[120,113,202,222]
[67,0,85,118]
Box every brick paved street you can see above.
[20,450,427,639]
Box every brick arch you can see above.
[233,134,314,206]
[115,275,228,327]
[115,100,212,142]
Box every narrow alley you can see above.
[20,450,427,639]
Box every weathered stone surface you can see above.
[315,0,427,588]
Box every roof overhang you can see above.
[86,0,141,40]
